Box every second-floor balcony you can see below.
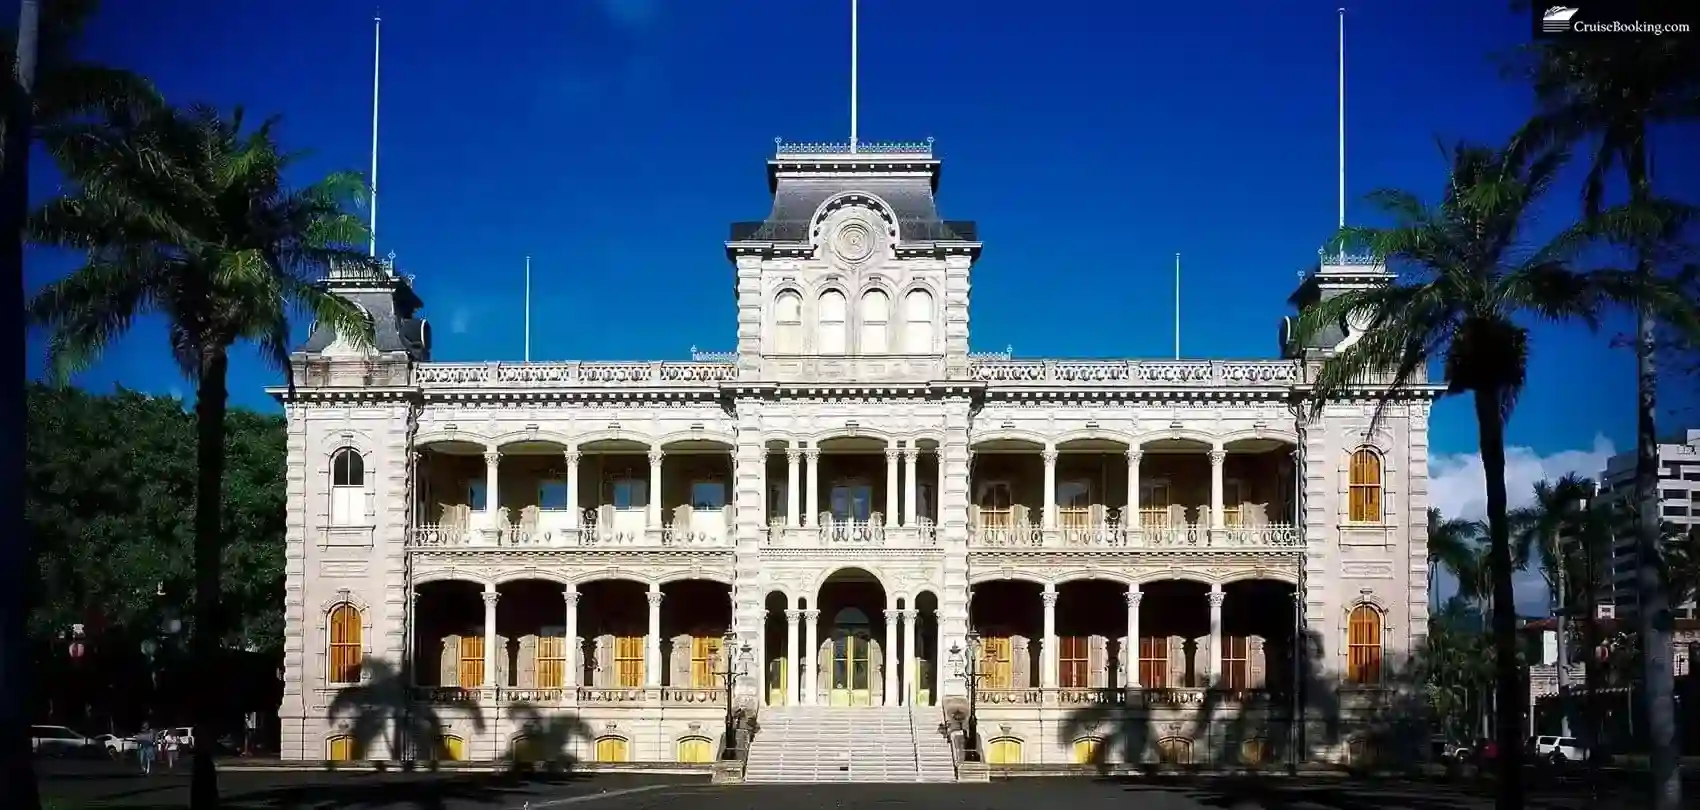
[970,505,1301,551]
[413,504,734,549]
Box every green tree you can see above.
[1513,12,1700,806]
[1510,474,1595,737]
[1288,140,1687,810]
[27,102,374,809]
[1428,507,1483,611]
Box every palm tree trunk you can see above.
[1,6,41,810]
[190,349,229,810]
[1473,387,1524,810]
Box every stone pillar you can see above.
[1041,445,1058,529]
[804,448,821,526]
[883,608,899,705]
[1126,587,1142,688]
[647,449,665,529]
[1209,446,1226,531]
[481,588,500,687]
[1041,586,1058,689]
[563,585,580,690]
[786,448,801,528]
[483,450,501,525]
[802,609,820,704]
[936,450,946,524]
[785,608,801,705]
[902,446,919,527]
[1208,584,1224,686]
[645,585,663,687]
[564,449,581,530]
[885,446,900,522]
[1125,449,1142,530]
[901,609,917,704]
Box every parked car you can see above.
[1431,736,1472,762]
[1533,735,1588,763]
[30,725,95,756]
[93,733,139,756]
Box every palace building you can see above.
[275,138,1436,775]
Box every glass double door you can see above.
[829,607,873,706]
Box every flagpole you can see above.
[1338,7,1346,232]
[1174,252,1181,359]
[524,255,532,362]
[849,0,859,153]
[368,11,381,258]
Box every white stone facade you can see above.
[275,141,1436,768]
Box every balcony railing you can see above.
[408,686,726,706]
[967,359,1300,386]
[764,516,939,548]
[970,522,1302,551]
[977,687,1285,709]
[413,361,736,387]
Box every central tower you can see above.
[724,139,982,383]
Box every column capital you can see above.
[409,450,421,465]
[481,590,500,606]
[1208,449,1226,466]
[784,609,801,622]
[1125,591,1143,608]
[646,590,664,607]
[803,609,820,620]
[647,448,665,464]
[483,450,500,467]
[901,446,919,460]
[885,447,901,462]
[563,590,580,606]
[901,609,918,620]
[1207,590,1226,609]
[1041,590,1059,608]
[883,608,899,620]
[1126,448,1143,463]
[1041,448,1058,465]
[563,449,581,464]
[804,448,821,462]
[786,449,802,464]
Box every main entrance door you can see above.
[829,607,873,706]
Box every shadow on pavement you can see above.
[42,769,701,809]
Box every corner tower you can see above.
[725,139,982,383]
[297,254,432,375]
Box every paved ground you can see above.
[41,767,1691,810]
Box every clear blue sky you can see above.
[22,0,1700,469]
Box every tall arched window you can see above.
[1347,448,1383,523]
[331,448,365,525]
[774,291,803,353]
[859,289,890,353]
[903,289,935,353]
[1346,605,1383,684]
[327,604,363,684]
[818,290,847,354]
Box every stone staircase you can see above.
[742,706,957,783]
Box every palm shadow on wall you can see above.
[1058,628,1427,775]
[502,700,592,774]
[327,656,486,770]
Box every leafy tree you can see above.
[1428,507,1483,611]
[1289,140,1689,810]
[27,102,374,809]
[1512,10,1700,805]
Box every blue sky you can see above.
[23,1,1700,608]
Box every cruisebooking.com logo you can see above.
[1537,5,1695,37]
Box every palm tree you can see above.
[1428,508,1484,611]
[1513,15,1700,807]
[1510,474,1594,736]
[27,102,375,809]
[1289,139,1649,810]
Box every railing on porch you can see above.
[977,687,1285,708]
[764,515,939,548]
[408,685,726,706]
[410,506,735,549]
[969,507,1302,551]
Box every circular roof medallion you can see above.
[833,219,876,264]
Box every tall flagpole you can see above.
[369,11,381,257]
[1337,7,1346,232]
[524,256,532,362]
[1173,252,1182,359]
[849,0,859,153]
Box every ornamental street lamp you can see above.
[713,629,754,760]
[66,623,87,662]
[948,631,987,758]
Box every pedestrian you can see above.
[161,729,177,770]
[135,723,156,775]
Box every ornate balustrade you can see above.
[969,523,1302,551]
[408,686,727,706]
[967,359,1299,386]
[764,518,939,549]
[977,687,1284,709]
[409,520,733,550]
[413,361,736,387]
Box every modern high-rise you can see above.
[1586,429,1700,618]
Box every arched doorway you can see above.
[815,567,888,707]
[829,606,874,706]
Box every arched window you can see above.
[818,290,847,354]
[327,604,363,684]
[1347,448,1383,523]
[986,737,1023,765]
[594,736,629,763]
[774,291,803,353]
[1157,736,1193,765]
[330,448,365,525]
[903,289,935,353]
[1346,605,1383,684]
[436,735,466,761]
[860,289,890,353]
[326,735,354,762]
[677,736,714,763]
[1071,737,1102,765]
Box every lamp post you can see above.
[713,630,754,760]
[948,631,986,759]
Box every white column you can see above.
[564,449,581,530]
[882,608,899,705]
[802,609,820,704]
[786,448,801,528]
[901,609,917,705]
[902,447,919,527]
[804,448,821,526]
[1125,587,1142,688]
[647,448,665,529]
[1040,586,1058,689]
[1041,446,1058,529]
[936,450,947,524]
[1207,584,1224,687]
[884,446,900,523]
[785,608,801,705]
[1209,446,1226,531]
[645,585,663,687]
[481,588,499,687]
[563,585,580,690]
[1125,449,1142,530]
[483,449,501,525]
